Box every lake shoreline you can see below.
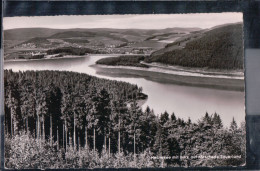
[95,64,244,92]
[4,53,147,62]
[4,54,244,92]
[4,54,123,62]
[4,54,245,126]
[141,61,244,78]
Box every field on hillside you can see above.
[4,27,201,60]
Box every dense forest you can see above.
[145,24,243,69]
[96,55,148,68]
[23,37,50,46]
[4,70,245,169]
[46,46,100,56]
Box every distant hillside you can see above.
[145,24,243,69]
[4,27,203,56]
[49,31,96,39]
[4,27,201,41]
[46,46,99,56]
[23,37,50,45]
[4,28,63,40]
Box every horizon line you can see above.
[4,22,242,31]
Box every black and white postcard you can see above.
[3,13,245,169]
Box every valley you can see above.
[3,14,246,169]
[4,27,200,60]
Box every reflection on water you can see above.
[4,55,245,126]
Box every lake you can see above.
[4,55,245,127]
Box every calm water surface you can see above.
[4,55,245,126]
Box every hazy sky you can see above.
[4,13,242,30]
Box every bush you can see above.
[5,132,63,169]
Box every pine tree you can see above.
[171,112,176,121]
[160,111,169,125]
[212,113,223,129]
[230,117,238,133]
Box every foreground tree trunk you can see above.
[85,125,88,149]
[69,132,72,146]
[78,135,80,151]
[134,132,136,155]
[104,135,107,152]
[35,118,37,138]
[39,119,42,140]
[42,115,45,140]
[10,112,13,137]
[65,120,67,151]
[118,119,121,153]
[50,114,53,145]
[26,116,28,134]
[73,112,76,150]
[37,114,40,140]
[57,126,59,150]
[63,123,65,148]
[134,131,136,166]
[109,135,111,157]
[93,128,96,152]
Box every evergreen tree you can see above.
[160,111,169,125]
[212,113,223,129]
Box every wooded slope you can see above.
[146,24,243,69]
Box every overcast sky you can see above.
[4,13,242,30]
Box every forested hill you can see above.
[145,24,243,69]
[5,70,245,168]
